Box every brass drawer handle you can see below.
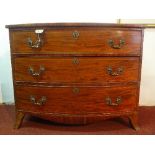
[28,66,45,77]
[72,31,80,39]
[107,66,123,76]
[30,96,47,106]
[27,29,44,48]
[72,57,79,65]
[72,87,80,94]
[108,39,125,49]
[106,97,122,106]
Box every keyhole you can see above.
[72,31,79,39]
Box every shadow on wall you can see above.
[0,52,14,104]
[0,83,2,103]
[0,26,14,104]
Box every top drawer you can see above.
[10,27,142,55]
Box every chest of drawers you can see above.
[6,23,144,130]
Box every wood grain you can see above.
[15,85,138,114]
[14,57,140,84]
[6,23,143,129]
[10,28,142,55]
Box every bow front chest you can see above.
[6,23,144,130]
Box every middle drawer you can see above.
[14,57,140,84]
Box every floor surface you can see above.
[0,105,155,135]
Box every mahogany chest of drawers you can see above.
[6,23,144,130]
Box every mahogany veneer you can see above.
[6,23,144,130]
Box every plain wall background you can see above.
[120,20,155,106]
[0,0,154,106]
[140,28,155,106]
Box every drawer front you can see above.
[11,28,142,55]
[15,85,138,114]
[14,57,140,83]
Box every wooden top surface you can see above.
[5,23,144,29]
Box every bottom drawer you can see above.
[15,85,138,115]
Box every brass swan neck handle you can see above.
[27,29,44,48]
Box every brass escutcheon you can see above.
[72,57,79,65]
[72,31,80,39]
[72,87,80,94]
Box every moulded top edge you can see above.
[5,23,145,29]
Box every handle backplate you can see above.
[106,97,122,106]
[28,66,45,77]
[30,96,47,106]
[107,66,123,76]
[27,29,44,48]
[108,39,125,49]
